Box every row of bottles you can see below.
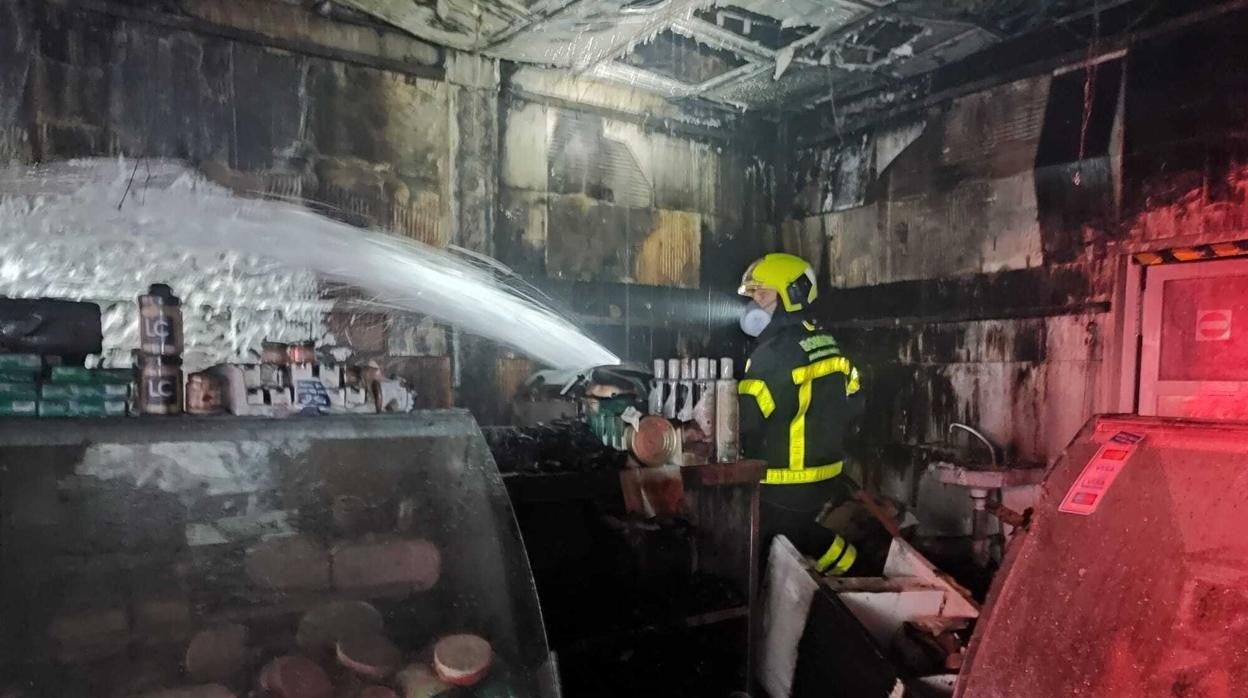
[649,357,738,463]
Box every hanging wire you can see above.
[1073,1,1101,187]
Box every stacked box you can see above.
[0,398,38,416]
[0,355,40,416]
[0,354,42,371]
[41,367,135,416]
[0,381,38,399]
[38,400,128,417]
[41,383,130,400]
[49,367,133,385]
[0,368,39,382]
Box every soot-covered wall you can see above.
[0,0,770,422]
[496,69,773,366]
[778,10,1248,529]
[0,0,471,381]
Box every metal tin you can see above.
[137,283,184,357]
[138,354,183,415]
[286,341,315,365]
[186,372,224,415]
[625,416,681,468]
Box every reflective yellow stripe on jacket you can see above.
[815,534,858,576]
[738,379,775,418]
[791,356,860,396]
[763,461,843,485]
[747,354,859,485]
[787,356,859,472]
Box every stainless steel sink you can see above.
[927,462,1046,489]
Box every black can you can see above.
[138,354,183,415]
[138,283,184,357]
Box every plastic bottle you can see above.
[694,358,717,442]
[677,358,695,422]
[715,358,739,462]
[650,359,667,416]
[663,358,680,419]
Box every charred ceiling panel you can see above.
[488,0,710,70]
[813,14,928,72]
[292,0,1161,118]
[620,29,746,85]
[692,5,818,50]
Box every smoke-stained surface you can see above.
[0,159,619,371]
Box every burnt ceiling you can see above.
[328,0,1155,114]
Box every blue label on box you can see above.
[295,379,331,409]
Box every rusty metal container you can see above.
[185,372,224,415]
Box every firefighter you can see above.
[737,253,873,577]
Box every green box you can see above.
[0,354,41,370]
[41,384,129,400]
[49,367,134,385]
[0,382,38,399]
[0,399,38,416]
[0,369,39,382]
[37,399,127,417]
[36,400,71,417]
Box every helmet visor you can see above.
[738,260,762,297]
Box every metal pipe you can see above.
[969,487,992,567]
[948,422,998,467]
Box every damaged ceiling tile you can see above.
[332,0,1130,118]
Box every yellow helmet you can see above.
[738,253,818,312]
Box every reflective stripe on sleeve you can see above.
[816,535,848,573]
[828,543,858,576]
[738,379,775,418]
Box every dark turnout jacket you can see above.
[738,312,863,486]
